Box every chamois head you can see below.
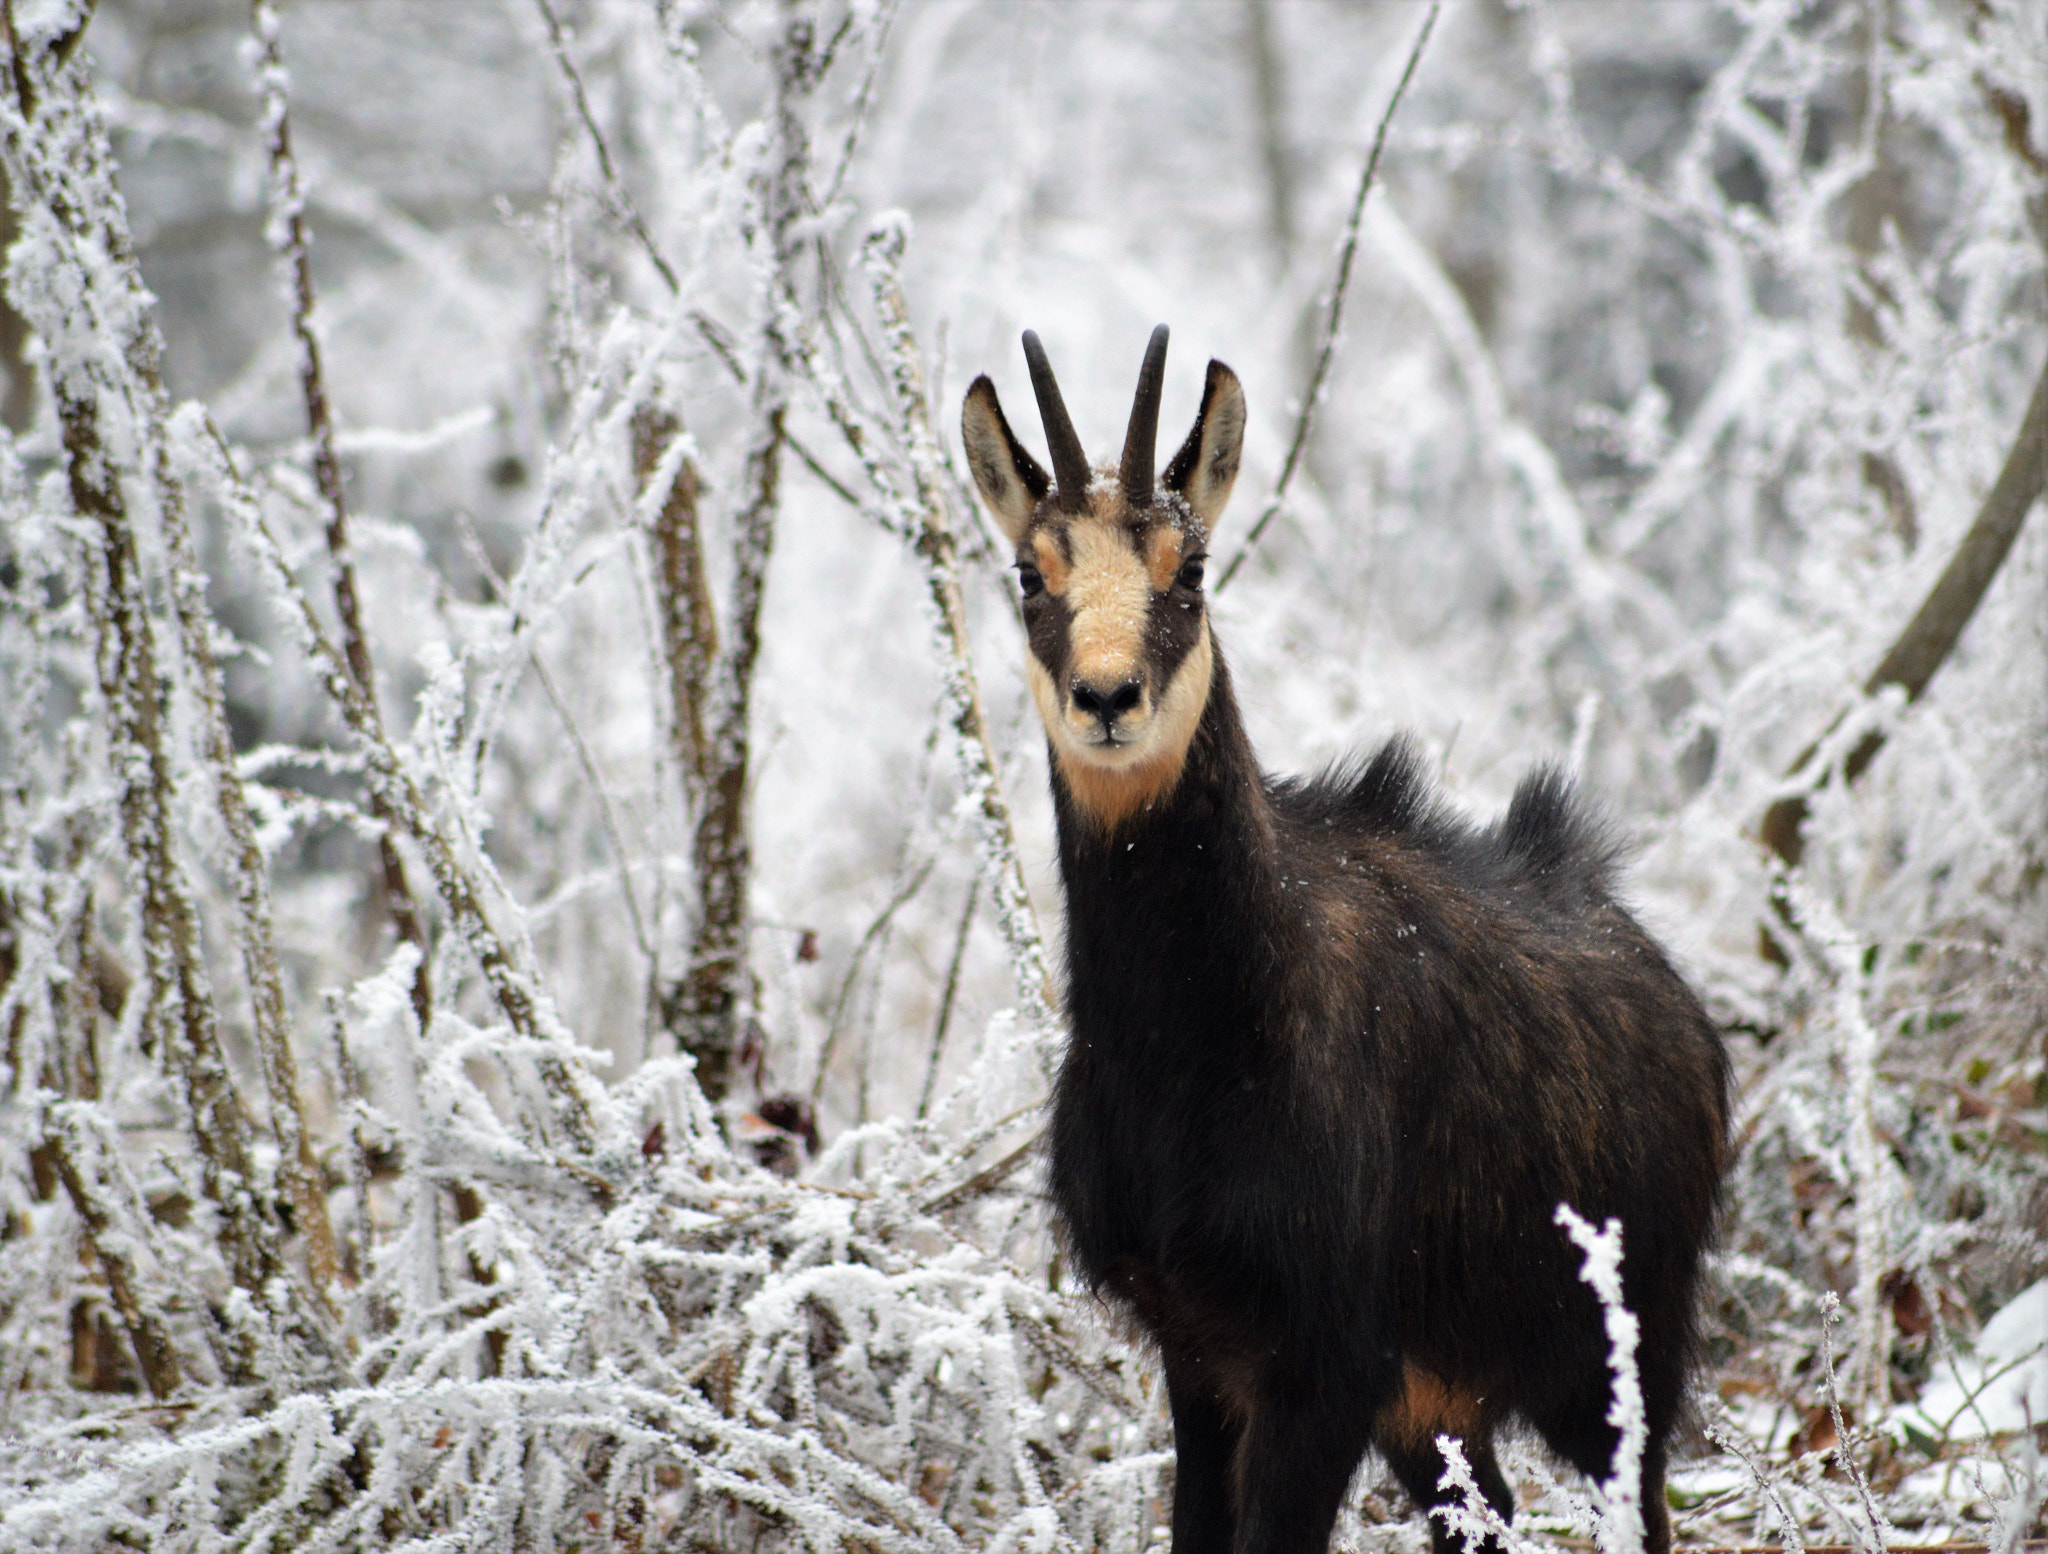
[962,326,1246,827]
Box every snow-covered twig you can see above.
[188,414,621,1173]
[0,21,333,1370]
[250,0,436,1037]
[1817,1291,1895,1553]
[534,0,682,298]
[634,401,718,800]
[1555,1204,1646,1554]
[920,877,978,1120]
[1780,876,1895,1416]
[814,853,937,1103]
[859,219,1061,1058]
[818,0,901,211]
[1217,0,1439,593]
[43,1100,183,1399]
[669,1,828,1104]
[1433,1434,1538,1554]
[1702,1402,1810,1552]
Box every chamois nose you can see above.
[1072,678,1143,720]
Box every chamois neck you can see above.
[1050,647,1273,882]
[1050,647,1282,1052]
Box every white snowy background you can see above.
[1,0,2045,1549]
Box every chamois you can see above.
[961,327,1729,1554]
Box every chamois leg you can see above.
[1164,1358,1240,1554]
[1228,1394,1372,1554]
[1640,1440,1673,1554]
[1377,1431,1514,1554]
[1530,1400,1674,1554]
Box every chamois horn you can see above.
[1120,324,1169,503]
[1022,330,1091,513]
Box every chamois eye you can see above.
[1017,564,1045,599]
[1177,555,1207,591]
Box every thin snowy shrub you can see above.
[1,0,2044,1549]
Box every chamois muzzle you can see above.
[1071,677,1144,730]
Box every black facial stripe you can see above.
[1145,572,1204,687]
[1025,581,1075,688]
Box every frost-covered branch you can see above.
[189,418,619,1173]
[0,15,331,1370]
[1816,1292,1895,1552]
[666,0,826,1105]
[1554,1204,1646,1554]
[634,402,718,798]
[535,0,681,297]
[1775,877,1897,1416]
[44,1101,183,1399]
[161,409,342,1307]
[859,219,1060,1056]
[1761,348,2048,866]
[1431,1435,1537,1554]
[252,0,514,1306]
[251,0,435,1034]
[1216,0,1439,594]
[919,877,977,1120]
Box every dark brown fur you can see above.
[964,330,1730,1554]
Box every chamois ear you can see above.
[1161,360,1245,531]
[962,375,1050,545]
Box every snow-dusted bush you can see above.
[1,0,2043,1548]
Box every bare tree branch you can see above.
[46,1103,183,1400]
[860,222,1062,1057]
[634,404,718,798]
[920,1131,1035,1216]
[1760,348,2048,867]
[252,0,434,1039]
[665,2,826,1105]
[1217,1,1440,594]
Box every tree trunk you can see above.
[1760,349,2048,867]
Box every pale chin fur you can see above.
[1025,623,1215,829]
[1026,658,1154,767]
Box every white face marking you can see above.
[1030,618,1213,829]
[1058,520,1154,738]
[1021,506,1215,828]
[1024,520,1155,761]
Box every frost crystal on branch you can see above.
[1556,1204,1646,1554]
[1,0,2043,1548]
